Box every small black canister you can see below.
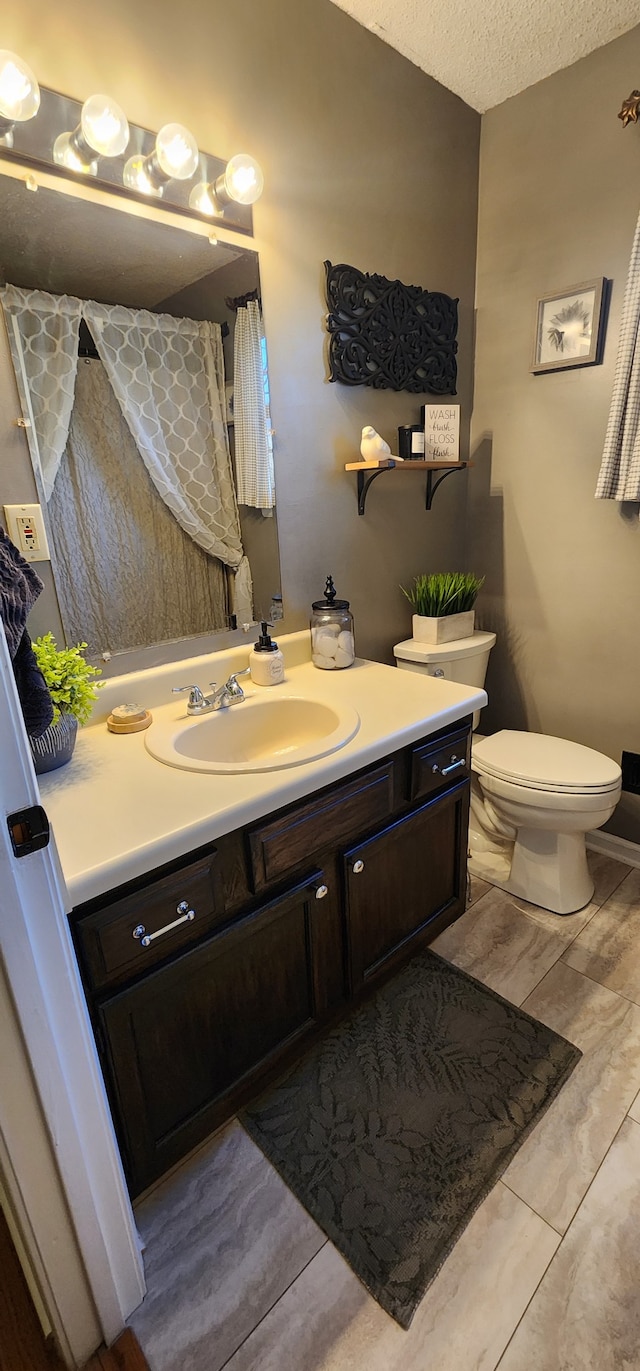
[397,424,425,460]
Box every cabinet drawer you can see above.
[75,853,223,992]
[410,726,471,803]
[249,759,400,892]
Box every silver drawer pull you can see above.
[441,758,466,776]
[314,884,329,900]
[132,907,196,948]
[352,859,365,874]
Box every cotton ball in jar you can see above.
[338,630,354,658]
[312,629,338,658]
[334,646,354,668]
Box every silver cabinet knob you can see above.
[352,859,365,874]
[314,883,329,900]
[432,668,445,678]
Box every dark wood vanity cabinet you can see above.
[345,780,469,992]
[71,716,471,1196]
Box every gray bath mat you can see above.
[241,949,581,1328]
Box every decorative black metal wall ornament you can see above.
[324,261,458,394]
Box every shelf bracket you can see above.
[425,465,464,510]
[357,460,396,515]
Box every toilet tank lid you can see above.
[473,730,621,792]
[393,630,496,663]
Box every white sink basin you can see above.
[145,693,360,773]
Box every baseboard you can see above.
[586,830,640,870]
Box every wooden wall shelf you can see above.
[344,459,472,515]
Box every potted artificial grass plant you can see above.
[401,571,484,644]
[30,633,102,774]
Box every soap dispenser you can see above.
[249,622,285,686]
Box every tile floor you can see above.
[129,851,640,1371]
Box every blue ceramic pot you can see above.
[30,712,79,775]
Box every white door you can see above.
[0,626,144,1367]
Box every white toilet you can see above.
[393,631,622,915]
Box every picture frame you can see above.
[531,277,606,374]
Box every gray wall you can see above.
[1,0,480,666]
[470,25,640,842]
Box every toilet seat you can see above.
[472,730,621,796]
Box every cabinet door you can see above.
[98,873,329,1195]
[344,781,469,992]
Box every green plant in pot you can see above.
[401,571,484,644]
[30,633,103,774]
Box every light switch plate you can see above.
[3,503,51,562]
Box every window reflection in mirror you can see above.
[0,175,281,660]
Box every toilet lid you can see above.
[472,731,621,794]
[393,630,496,664]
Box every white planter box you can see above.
[412,610,475,644]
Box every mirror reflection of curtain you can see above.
[234,299,275,511]
[1,283,254,633]
[49,359,229,655]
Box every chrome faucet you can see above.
[208,669,251,710]
[172,668,250,715]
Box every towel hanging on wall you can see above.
[596,209,640,500]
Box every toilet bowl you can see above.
[469,731,621,914]
[393,631,622,915]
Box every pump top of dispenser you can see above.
[312,575,350,612]
[254,621,278,652]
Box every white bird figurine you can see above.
[360,425,393,463]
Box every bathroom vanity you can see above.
[39,636,485,1196]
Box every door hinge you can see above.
[7,805,50,858]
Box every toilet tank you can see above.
[393,630,496,727]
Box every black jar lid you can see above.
[312,574,350,611]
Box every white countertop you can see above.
[38,635,485,908]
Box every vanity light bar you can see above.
[0,55,263,235]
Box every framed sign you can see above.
[423,404,460,461]
[531,278,606,374]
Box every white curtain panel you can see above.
[83,301,247,569]
[596,210,640,500]
[233,299,275,510]
[1,285,82,501]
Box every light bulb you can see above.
[218,153,263,206]
[123,154,163,197]
[0,50,40,123]
[0,50,40,146]
[53,94,129,176]
[125,122,199,196]
[188,180,218,216]
[80,94,129,157]
[155,123,199,180]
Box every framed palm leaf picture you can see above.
[532,278,606,373]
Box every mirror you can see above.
[0,173,282,661]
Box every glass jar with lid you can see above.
[310,576,355,669]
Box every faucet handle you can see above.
[172,684,206,708]
[227,667,251,688]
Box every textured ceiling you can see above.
[328,0,640,111]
